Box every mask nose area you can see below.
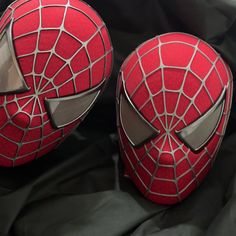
[159,134,172,150]
[0,101,31,138]
[145,136,195,202]
[154,133,180,160]
[10,111,31,129]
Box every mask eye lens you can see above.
[46,89,100,129]
[176,88,226,152]
[0,24,29,94]
[119,93,159,147]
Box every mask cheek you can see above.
[1,122,25,143]
[11,112,31,129]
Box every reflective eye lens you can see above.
[176,88,226,152]
[46,89,100,128]
[119,93,159,147]
[0,24,29,94]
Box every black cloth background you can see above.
[1,0,236,235]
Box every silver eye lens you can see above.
[0,23,29,94]
[119,93,159,147]
[176,87,226,152]
[45,88,101,129]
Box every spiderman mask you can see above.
[0,0,113,166]
[117,33,233,205]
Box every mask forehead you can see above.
[122,34,229,133]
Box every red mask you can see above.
[117,33,233,204]
[0,0,113,166]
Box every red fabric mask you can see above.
[117,32,233,204]
[0,0,113,166]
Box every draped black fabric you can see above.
[0,0,236,235]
